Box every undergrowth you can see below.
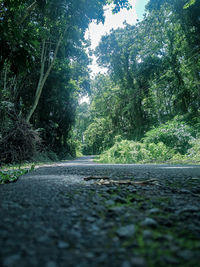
[96,118,200,164]
[97,139,200,164]
[0,165,34,184]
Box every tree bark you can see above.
[26,26,68,123]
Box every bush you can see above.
[0,117,41,164]
[98,140,150,163]
[145,142,175,161]
[143,117,194,154]
[186,138,200,162]
[98,139,177,164]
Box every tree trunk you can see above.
[26,26,68,123]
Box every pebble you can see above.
[46,261,58,267]
[57,241,70,249]
[122,260,132,267]
[143,230,153,240]
[108,206,125,213]
[105,199,115,206]
[37,235,50,243]
[130,257,147,267]
[112,195,127,203]
[141,218,158,227]
[116,224,135,238]
[148,208,160,214]
[177,250,194,260]
[3,254,21,266]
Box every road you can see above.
[0,156,200,267]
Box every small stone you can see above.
[143,230,153,240]
[127,186,137,192]
[86,216,96,222]
[130,257,147,267]
[37,235,49,243]
[112,195,127,204]
[141,217,158,227]
[148,208,160,214]
[116,224,135,237]
[122,260,131,267]
[46,261,58,267]
[105,199,115,206]
[164,256,179,264]
[91,224,100,232]
[85,252,95,259]
[177,250,193,260]
[176,205,199,215]
[108,206,125,213]
[3,254,21,266]
[58,241,70,249]
[179,189,191,194]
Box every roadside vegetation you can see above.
[96,118,200,164]
[1,0,200,169]
[0,165,35,184]
[0,0,130,168]
[74,0,200,164]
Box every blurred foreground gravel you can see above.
[0,156,200,267]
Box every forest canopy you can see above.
[0,0,200,164]
[75,0,200,162]
[0,0,130,164]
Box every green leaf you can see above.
[184,0,196,9]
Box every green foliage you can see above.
[1,0,131,163]
[98,139,176,164]
[185,138,200,161]
[184,0,196,9]
[143,117,195,154]
[145,142,175,161]
[92,0,200,146]
[83,118,114,155]
[98,140,149,163]
[0,168,29,184]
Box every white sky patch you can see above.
[85,0,138,77]
[86,1,138,50]
[79,95,90,104]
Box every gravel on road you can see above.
[0,156,200,267]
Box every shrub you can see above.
[98,139,177,164]
[0,117,41,164]
[145,142,175,161]
[143,117,194,154]
[186,138,200,162]
[98,140,150,163]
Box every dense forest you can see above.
[75,0,200,163]
[0,0,130,164]
[0,0,200,165]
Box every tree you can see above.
[82,0,200,154]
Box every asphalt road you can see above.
[0,156,200,267]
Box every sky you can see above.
[81,0,148,103]
[85,0,149,77]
